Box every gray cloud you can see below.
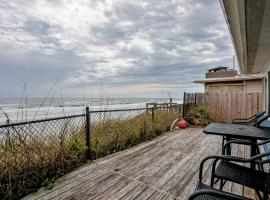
[0,0,234,98]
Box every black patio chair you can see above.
[231,111,266,125]
[199,153,270,200]
[187,154,254,200]
[213,136,269,189]
[188,189,251,200]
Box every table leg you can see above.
[250,139,257,169]
[221,136,225,155]
[226,136,231,155]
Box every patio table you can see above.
[203,123,270,159]
[204,123,270,140]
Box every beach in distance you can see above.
[0,97,182,125]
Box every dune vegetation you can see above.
[0,107,180,200]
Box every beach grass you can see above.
[0,108,179,200]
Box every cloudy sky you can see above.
[0,0,234,98]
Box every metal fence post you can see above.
[5,119,10,147]
[169,98,172,112]
[183,92,186,117]
[85,106,91,160]
[151,107,155,122]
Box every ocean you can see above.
[0,97,182,125]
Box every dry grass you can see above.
[91,110,179,158]
[0,109,179,200]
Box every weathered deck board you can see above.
[23,128,258,200]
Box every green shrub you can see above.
[186,105,212,127]
[66,139,86,153]
[183,117,194,125]
[41,177,56,190]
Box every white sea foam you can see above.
[0,98,182,125]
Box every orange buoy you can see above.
[178,120,188,128]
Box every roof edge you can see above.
[194,74,264,84]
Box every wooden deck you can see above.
[24,128,258,200]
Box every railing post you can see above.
[183,92,186,117]
[5,119,10,147]
[179,105,182,118]
[169,98,172,112]
[151,107,155,122]
[85,106,91,160]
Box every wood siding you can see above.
[204,79,262,93]
[196,92,262,123]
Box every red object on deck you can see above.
[178,120,188,128]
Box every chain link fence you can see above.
[0,114,86,199]
[0,105,182,199]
